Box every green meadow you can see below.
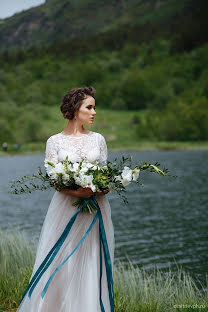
[1,107,208,156]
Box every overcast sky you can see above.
[0,0,45,19]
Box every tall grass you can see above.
[0,229,36,312]
[0,229,207,312]
[114,259,208,312]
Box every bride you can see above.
[17,86,115,312]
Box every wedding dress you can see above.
[17,131,115,312]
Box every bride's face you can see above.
[75,96,96,125]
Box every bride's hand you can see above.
[60,187,94,198]
[59,186,109,198]
[76,187,95,198]
[76,187,109,197]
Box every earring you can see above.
[74,116,77,120]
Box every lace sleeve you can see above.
[45,136,58,164]
[99,134,108,164]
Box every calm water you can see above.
[0,150,208,285]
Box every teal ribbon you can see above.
[92,197,114,311]
[19,195,114,312]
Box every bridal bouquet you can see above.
[9,155,172,213]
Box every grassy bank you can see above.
[1,108,208,157]
[1,140,208,158]
[0,229,207,312]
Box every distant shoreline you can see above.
[1,141,208,157]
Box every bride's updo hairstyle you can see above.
[60,86,96,120]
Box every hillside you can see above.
[0,38,208,144]
[0,0,200,51]
[0,0,208,146]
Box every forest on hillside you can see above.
[1,39,208,143]
[0,0,208,145]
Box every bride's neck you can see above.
[63,120,87,135]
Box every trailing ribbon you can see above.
[92,197,114,311]
[18,195,114,312]
[19,198,90,305]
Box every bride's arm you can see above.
[45,136,59,164]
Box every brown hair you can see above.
[60,86,96,120]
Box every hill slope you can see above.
[0,0,192,51]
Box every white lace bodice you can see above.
[45,131,108,164]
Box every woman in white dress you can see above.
[17,86,115,312]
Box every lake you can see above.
[0,150,207,286]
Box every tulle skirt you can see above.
[17,191,115,312]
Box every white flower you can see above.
[82,162,98,172]
[66,162,80,173]
[80,163,91,173]
[44,161,49,169]
[89,183,96,192]
[132,169,140,181]
[44,159,55,171]
[62,173,70,184]
[114,174,129,187]
[114,166,133,187]
[46,162,65,180]
[91,165,99,171]
[72,163,80,172]
[121,166,132,186]
[80,167,88,174]
[121,166,132,180]
[47,168,57,180]
[121,179,131,187]
[54,163,65,174]
[74,173,94,189]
